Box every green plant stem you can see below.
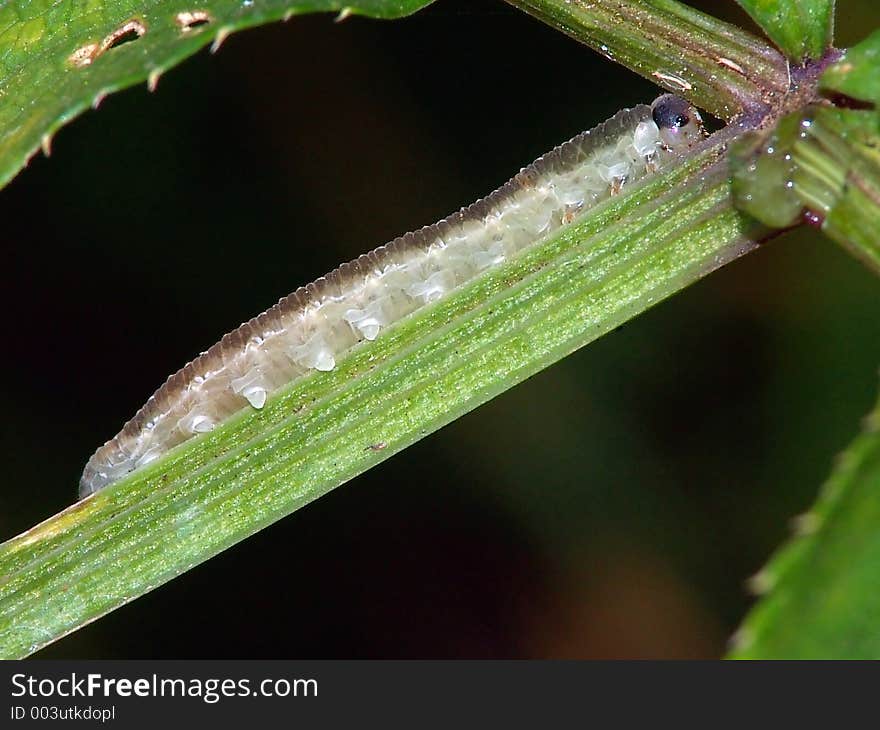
[504,0,789,121]
[794,108,880,272]
[0,134,763,658]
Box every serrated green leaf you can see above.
[735,0,834,61]
[730,390,880,659]
[821,28,880,106]
[0,0,434,191]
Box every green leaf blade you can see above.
[735,0,835,61]
[0,0,435,191]
[820,28,880,106]
[730,391,880,659]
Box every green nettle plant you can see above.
[0,0,877,659]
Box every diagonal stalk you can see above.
[504,0,790,121]
[0,132,764,658]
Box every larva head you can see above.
[651,95,705,151]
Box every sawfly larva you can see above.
[79,94,705,497]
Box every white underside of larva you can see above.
[80,102,686,497]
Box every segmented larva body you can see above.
[80,95,704,497]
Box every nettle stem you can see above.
[0,137,762,658]
[504,0,789,121]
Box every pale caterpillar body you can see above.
[80,95,705,497]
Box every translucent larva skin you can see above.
[79,95,704,497]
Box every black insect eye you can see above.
[652,94,705,150]
[651,94,694,131]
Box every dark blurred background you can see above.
[2,0,879,658]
